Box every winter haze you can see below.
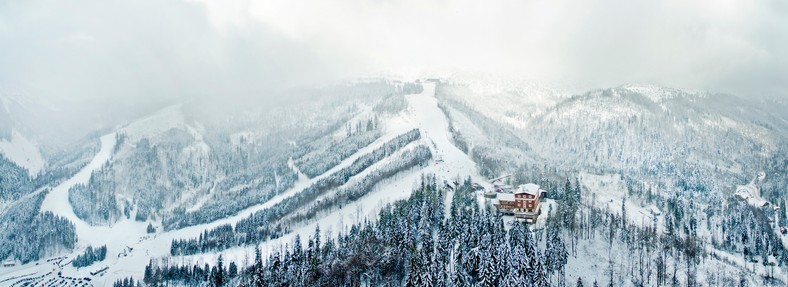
[1,0,787,286]
[3,0,788,99]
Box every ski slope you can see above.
[407,82,485,183]
[0,133,123,286]
[40,133,118,243]
[159,81,496,277]
[1,82,497,286]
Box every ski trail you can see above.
[9,81,496,286]
[40,133,117,244]
[170,82,496,270]
[406,82,483,182]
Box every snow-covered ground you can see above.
[6,81,778,287]
[40,133,118,246]
[407,83,486,183]
[0,81,499,286]
[579,172,662,230]
[170,81,496,273]
[118,105,186,143]
[18,81,767,287]
[0,129,45,176]
[0,133,121,286]
[560,230,753,286]
[734,183,770,207]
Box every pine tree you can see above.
[418,251,435,287]
[531,258,549,287]
[477,254,496,287]
[253,247,264,286]
[144,260,153,284]
[405,250,425,287]
[501,266,526,286]
[780,199,787,227]
[212,255,224,286]
[620,197,629,244]
[228,261,238,278]
[545,226,568,278]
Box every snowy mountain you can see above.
[0,130,45,176]
[0,80,462,285]
[439,82,787,191]
[1,79,787,286]
[0,92,47,176]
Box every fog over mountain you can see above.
[1,1,787,286]
[3,0,787,142]
[3,0,788,103]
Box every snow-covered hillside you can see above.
[2,79,787,287]
[0,129,45,176]
[40,133,117,245]
[439,81,788,193]
[0,80,499,286]
[0,92,48,176]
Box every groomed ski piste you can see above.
[0,82,503,286]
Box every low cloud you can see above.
[1,0,786,109]
[0,0,358,105]
[231,0,788,97]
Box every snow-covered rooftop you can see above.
[734,184,770,207]
[515,183,541,195]
[497,193,515,201]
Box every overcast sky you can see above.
[1,0,787,105]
